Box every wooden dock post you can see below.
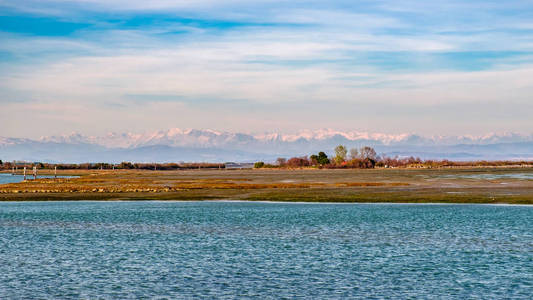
[23,167,26,180]
[12,166,15,175]
[54,166,57,179]
[33,166,37,180]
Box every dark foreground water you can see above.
[1,201,532,299]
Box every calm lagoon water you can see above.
[438,173,533,180]
[0,173,77,184]
[1,201,532,299]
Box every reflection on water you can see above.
[0,173,78,184]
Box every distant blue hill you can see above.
[1,139,531,163]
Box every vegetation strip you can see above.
[1,168,532,204]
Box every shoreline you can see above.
[1,168,532,204]
[1,199,533,206]
[0,195,533,207]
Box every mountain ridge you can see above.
[30,129,533,148]
[1,129,532,163]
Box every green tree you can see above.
[334,145,347,164]
[254,161,265,168]
[317,151,330,165]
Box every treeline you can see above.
[1,152,532,171]
[0,161,224,170]
[254,146,379,169]
[254,145,533,169]
[116,162,224,170]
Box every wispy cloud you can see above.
[0,0,532,138]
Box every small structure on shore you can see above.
[224,162,254,170]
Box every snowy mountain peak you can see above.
[25,129,533,149]
[1,128,532,163]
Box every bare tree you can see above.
[349,148,359,160]
[359,146,377,160]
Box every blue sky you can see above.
[0,0,532,138]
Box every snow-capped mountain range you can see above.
[1,129,532,163]
[35,129,533,147]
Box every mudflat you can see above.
[1,168,532,203]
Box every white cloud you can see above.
[2,42,533,137]
[1,0,532,137]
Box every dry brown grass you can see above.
[1,168,532,203]
[0,172,409,193]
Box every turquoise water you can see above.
[1,201,532,299]
[0,173,78,184]
[438,173,533,180]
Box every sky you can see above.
[0,0,532,138]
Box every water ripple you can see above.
[0,201,532,298]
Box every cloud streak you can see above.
[0,0,532,138]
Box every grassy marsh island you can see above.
[1,167,532,204]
